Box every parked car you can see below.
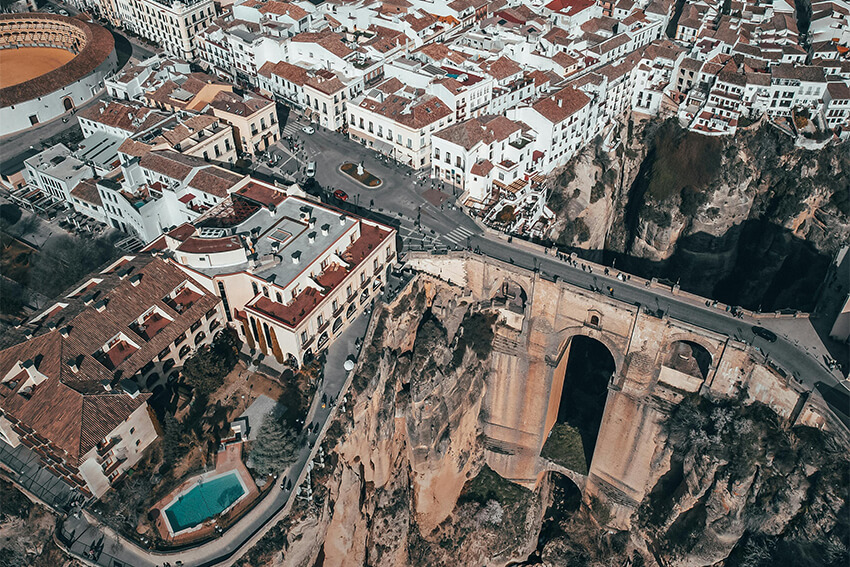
[306,161,316,177]
[752,326,777,342]
[333,189,348,201]
[301,126,315,135]
[59,8,69,15]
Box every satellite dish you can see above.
[343,359,355,371]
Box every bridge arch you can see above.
[543,331,619,475]
[662,340,713,380]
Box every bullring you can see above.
[0,13,117,137]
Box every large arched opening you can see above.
[663,340,712,380]
[543,335,616,474]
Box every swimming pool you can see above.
[163,471,247,534]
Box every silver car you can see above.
[306,161,316,177]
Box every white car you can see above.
[306,161,316,177]
[59,8,69,15]
[301,126,315,135]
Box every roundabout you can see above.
[339,161,383,188]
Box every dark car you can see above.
[752,326,777,342]
[333,189,348,201]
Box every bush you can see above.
[450,311,497,369]
[0,203,21,227]
[495,205,516,224]
[541,423,588,474]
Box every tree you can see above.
[161,413,185,465]
[0,203,21,228]
[250,414,298,476]
[181,330,239,396]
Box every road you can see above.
[49,114,849,566]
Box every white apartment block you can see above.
[348,78,454,169]
[431,115,538,204]
[116,0,216,61]
[143,181,397,366]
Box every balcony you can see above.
[509,137,532,150]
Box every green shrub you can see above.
[541,423,588,475]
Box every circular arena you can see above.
[0,13,117,137]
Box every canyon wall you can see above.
[547,119,850,311]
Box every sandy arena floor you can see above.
[0,47,75,88]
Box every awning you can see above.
[178,193,196,204]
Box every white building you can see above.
[348,78,454,169]
[116,0,216,60]
[143,181,397,366]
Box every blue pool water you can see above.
[163,471,246,533]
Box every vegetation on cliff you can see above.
[639,395,849,566]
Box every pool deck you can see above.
[152,443,260,544]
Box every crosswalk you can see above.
[281,121,301,137]
[441,226,474,246]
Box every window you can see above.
[251,281,259,296]
[317,314,324,326]
[130,427,136,434]
[262,287,269,297]
[276,292,282,302]
[407,138,412,149]
[346,284,353,297]
[332,299,339,311]
[301,330,308,343]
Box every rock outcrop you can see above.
[547,118,850,311]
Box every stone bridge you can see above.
[407,252,825,529]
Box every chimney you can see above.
[339,214,346,226]
[308,217,316,229]
[70,356,83,373]
[100,378,112,391]
[308,231,316,244]
[60,326,71,338]
[291,251,301,264]
[94,299,107,312]
[321,223,329,236]
[130,274,142,286]
[557,98,562,108]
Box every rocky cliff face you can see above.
[238,276,849,567]
[547,119,850,311]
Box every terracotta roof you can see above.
[304,70,346,96]
[545,0,595,14]
[258,60,309,86]
[470,159,494,176]
[827,82,850,99]
[258,1,309,20]
[291,29,352,58]
[532,86,590,123]
[235,181,287,207]
[553,51,579,71]
[187,166,244,198]
[78,101,168,134]
[434,115,523,150]
[0,256,220,464]
[359,94,452,129]
[70,179,102,207]
[209,90,274,117]
[478,56,523,81]
[117,138,153,158]
[0,14,115,107]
